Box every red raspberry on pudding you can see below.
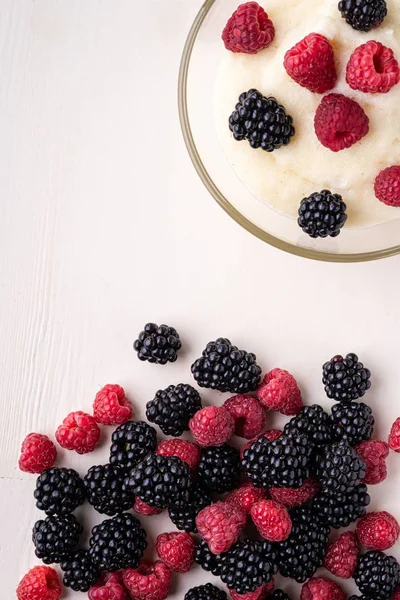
[18,433,57,473]
[375,166,400,207]
[222,2,275,54]
[346,41,400,94]
[314,93,369,152]
[284,33,337,93]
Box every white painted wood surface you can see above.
[2,0,400,597]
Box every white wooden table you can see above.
[2,1,400,597]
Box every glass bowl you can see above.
[178,0,400,262]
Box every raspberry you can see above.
[18,433,57,473]
[88,571,129,600]
[224,394,266,439]
[346,41,400,94]
[226,482,267,514]
[156,531,195,573]
[314,94,369,152]
[189,406,234,447]
[123,560,171,600]
[221,2,275,54]
[356,511,400,551]
[229,580,275,600]
[257,369,303,415]
[156,439,201,470]
[388,417,400,451]
[355,439,389,485]
[284,33,337,94]
[133,497,163,516]
[240,430,282,460]
[250,499,292,542]
[324,531,359,579]
[394,587,400,600]
[93,384,133,425]
[55,410,100,454]
[270,478,320,508]
[16,566,62,600]
[300,577,345,600]
[375,166,400,207]
[196,501,247,554]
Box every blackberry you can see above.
[34,467,86,515]
[284,404,334,446]
[168,483,212,532]
[315,441,366,493]
[219,539,277,594]
[32,514,83,564]
[311,483,370,528]
[229,89,295,152]
[330,401,374,445]
[270,593,292,600]
[355,550,400,599]
[124,453,191,508]
[133,322,181,364]
[275,507,330,583]
[242,429,312,489]
[298,190,347,238]
[197,444,241,493]
[146,383,202,436]
[84,464,134,516]
[110,421,157,471]
[184,584,227,600]
[89,513,146,571]
[338,0,387,31]
[191,337,262,393]
[61,550,99,592]
[322,353,371,402]
[194,539,223,576]
[349,597,369,600]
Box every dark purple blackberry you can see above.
[191,337,262,393]
[34,467,86,515]
[184,584,227,600]
[338,0,387,31]
[109,420,157,471]
[315,440,366,493]
[349,596,369,600]
[270,593,292,600]
[146,384,202,436]
[197,444,241,493]
[311,483,370,528]
[229,89,295,152]
[89,513,146,571]
[124,454,191,508]
[322,353,371,402]
[134,322,181,364]
[32,514,83,564]
[194,539,223,576]
[330,401,374,445]
[168,483,212,532]
[219,539,277,594]
[242,429,312,489]
[60,550,99,592]
[83,464,134,516]
[275,507,330,583]
[284,404,334,446]
[355,551,400,599]
[298,190,347,238]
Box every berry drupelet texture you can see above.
[269,592,292,600]
[89,513,147,571]
[322,353,371,402]
[124,453,191,508]
[315,440,366,493]
[16,566,63,600]
[194,539,223,576]
[197,443,241,493]
[185,583,227,600]
[275,507,330,583]
[219,539,277,594]
[229,90,295,152]
[354,550,400,599]
[298,190,347,238]
[284,33,337,94]
[330,402,374,445]
[34,467,86,515]
[109,420,157,471]
[311,483,370,528]
[191,337,262,393]
[18,433,57,474]
[134,322,182,364]
[146,383,202,436]
[355,439,389,484]
[84,463,134,516]
[168,482,212,532]
[221,2,275,54]
[338,0,387,31]
[60,550,100,592]
[284,404,333,446]
[32,514,83,564]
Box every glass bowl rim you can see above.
[177,0,400,262]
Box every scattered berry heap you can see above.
[16,338,400,600]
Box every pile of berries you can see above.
[16,324,400,600]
